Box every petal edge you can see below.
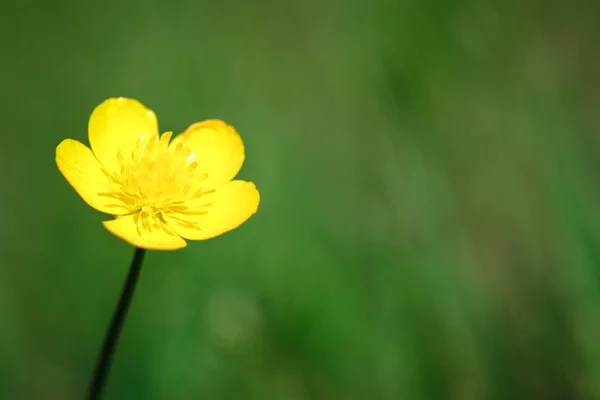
[171,120,245,189]
[56,139,129,214]
[166,180,259,240]
[103,214,187,250]
[88,97,159,173]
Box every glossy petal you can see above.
[89,97,159,173]
[102,214,187,250]
[170,120,245,189]
[166,180,259,240]
[56,139,129,214]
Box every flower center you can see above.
[100,132,211,217]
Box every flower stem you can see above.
[87,247,147,400]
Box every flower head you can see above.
[56,97,260,250]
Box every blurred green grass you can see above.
[2,0,600,398]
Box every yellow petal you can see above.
[170,120,245,189]
[165,180,259,240]
[88,97,159,173]
[56,139,130,215]
[102,214,187,250]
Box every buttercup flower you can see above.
[56,97,260,250]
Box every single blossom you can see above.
[56,97,260,250]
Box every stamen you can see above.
[98,132,211,235]
[159,132,173,148]
[168,214,201,230]
[181,210,208,216]
[116,150,125,166]
[162,226,176,236]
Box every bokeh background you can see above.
[2,0,600,398]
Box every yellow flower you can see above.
[56,97,260,250]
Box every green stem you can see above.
[87,247,147,400]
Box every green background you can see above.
[2,0,600,398]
